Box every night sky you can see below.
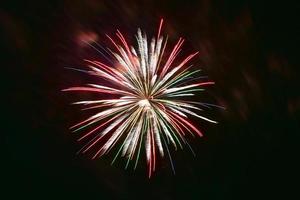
[3,0,299,199]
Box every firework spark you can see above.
[64,19,220,177]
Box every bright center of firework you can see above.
[138,99,151,109]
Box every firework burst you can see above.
[64,19,220,177]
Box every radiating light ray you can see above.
[64,19,221,177]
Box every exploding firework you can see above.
[64,19,220,177]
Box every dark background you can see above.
[2,0,299,199]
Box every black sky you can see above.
[2,0,299,199]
